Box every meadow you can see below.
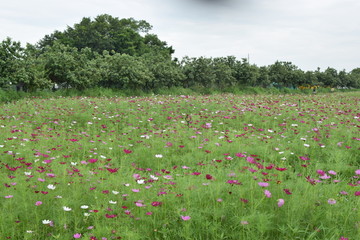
[0,92,359,239]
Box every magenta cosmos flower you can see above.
[73,233,81,238]
[181,216,191,221]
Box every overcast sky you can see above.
[1,0,359,71]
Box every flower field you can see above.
[0,92,359,239]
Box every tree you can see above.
[338,70,351,88]
[256,66,271,87]
[98,51,154,89]
[268,61,300,88]
[181,57,216,88]
[37,14,173,58]
[141,52,184,89]
[42,42,100,89]
[0,37,23,88]
[349,68,360,88]
[234,58,260,86]
[212,57,236,88]
[323,67,340,87]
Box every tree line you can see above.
[1,14,359,92]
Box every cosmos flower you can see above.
[181,216,191,221]
[264,190,272,198]
[63,206,72,211]
[73,233,81,239]
[258,182,269,187]
[42,220,52,225]
[277,199,285,207]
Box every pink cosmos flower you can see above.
[88,159,98,163]
[227,180,242,185]
[123,149,132,154]
[258,182,269,187]
[73,233,81,239]
[135,202,145,207]
[355,169,360,175]
[181,216,191,221]
[327,198,336,205]
[35,201,42,206]
[277,199,285,207]
[316,170,326,176]
[151,201,162,207]
[106,168,119,173]
[355,191,360,196]
[283,189,292,195]
[264,190,271,198]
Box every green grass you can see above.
[0,92,359,239]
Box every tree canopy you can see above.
[36,14,173,57]
[0,14,359,92]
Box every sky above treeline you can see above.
[1,0,359,71]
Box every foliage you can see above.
[37,14,173,57]
[1,14,359,93]
[42,42,100,90]
[98,51,154,89]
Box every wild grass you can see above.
[0,92,359,239]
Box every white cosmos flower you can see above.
[42,220,51,224]
[155,154,163,158]
[109,200,117,204]
[112,190,119,195]
[63,206,72,211]
[80,205,89,209]
[150,175,158,180]
[137,179,145,184]
[84,213,90,217]
[47,184,56,190]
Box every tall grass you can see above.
[0,92,359,239]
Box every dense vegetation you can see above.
[0,93,359,239]
[1,14,360,93]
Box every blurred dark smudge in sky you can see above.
[189,0,246,7]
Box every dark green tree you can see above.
[212,57,236,88]
[98,51,154,89]
[141,52,184,89]
[37,14,173,57]
[0,37,23,88]
[268,61,299,88]
[42,42,100,89]
[181,57,216,88]
[256,66,271,87]
[323,67,340,87]
[235,58,260,86]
